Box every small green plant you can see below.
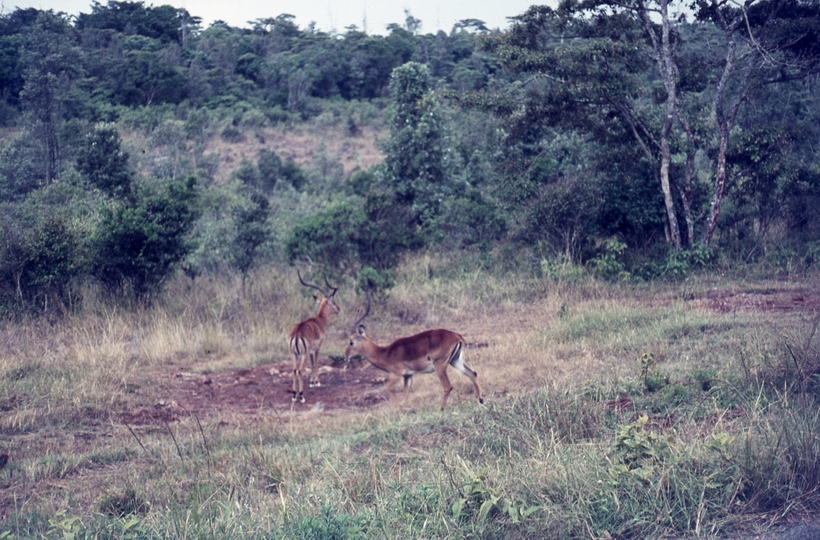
[97,485,149,518]
[47,510,82,540]
[448,458,536,524]
[639,352,669,393]
[588,239,630,281]
[610,415,670,483]
[541,256,585,283]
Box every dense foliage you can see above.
[0,0,818,314]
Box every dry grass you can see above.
[2,258,819,537]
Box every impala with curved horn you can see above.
[344,292,483,411]
[288,271,340,403]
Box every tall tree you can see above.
[19,11,82,185]
[381,61,454,229]
[75,123,133,199]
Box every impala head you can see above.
[298,270,340,314]
[344,289,371,360]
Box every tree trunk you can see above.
[701,24,756,246]
[640,0,682,250]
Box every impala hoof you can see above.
[300,396,306,404]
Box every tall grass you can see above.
[2,257,820,538]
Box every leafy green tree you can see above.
[285,203,364,274]
[230,191,271,295]
[0,179,91,315]
[382,61,454,229]
[110,36,187,106]
[0,8,41,114]
[479,0,820,252]
[257,149,282,193]
[19,10,82,184]
[281,158,307,191]
[75,123,133,199]
[0,132,45,202]
[76,1,183,44]
[91,176,200,302]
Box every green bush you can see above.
[91,176,200,302]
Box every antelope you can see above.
[344,292,484,411]
[288,271,340,403]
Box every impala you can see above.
[344,293,484,410]
[288,271,340,403]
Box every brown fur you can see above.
[345,327,483,410]
[289,296,339,402]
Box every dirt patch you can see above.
[120,358,398,426]
[687,287,820,313]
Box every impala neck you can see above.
[356,337,389,367]
[314,298,335,329]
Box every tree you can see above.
[382,61,454,230]
[692,0,820,245]
[0,8,41,111]
[19,11,82,185]
[230,191,271,296]
[285,203,365,274]
[92,176,200,302]
[75,123,133,199]
[76,1,183,44]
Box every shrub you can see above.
[91,176,200,302]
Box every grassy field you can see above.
[2,254,819,538]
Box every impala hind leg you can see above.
[308,350,321,388]
[448,344,484,405]
[291,353,307,403]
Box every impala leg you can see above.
[291,353,302,402]
[383,373,402,397]
[436,367,454,411]
[449,346,484,405]
[293,354,308,403]
[400,375,414,404]
[309,349,321,388]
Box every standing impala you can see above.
[344,293,483,411]
[288,271,340,403]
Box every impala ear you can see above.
[356,325,366,336]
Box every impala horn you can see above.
[350,288,372,334]
[297,270,330,297]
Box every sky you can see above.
[3,0,539,35]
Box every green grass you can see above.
[2,260,820,538]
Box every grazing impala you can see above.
[344,293,483,410]
[288,271,340,403]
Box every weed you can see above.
[97,485,149,518]
[447,457,537,525]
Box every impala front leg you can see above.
[436,368,454,411]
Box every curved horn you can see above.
[297,270,327,297]
[324,276,339,298]
[350,288,371,334]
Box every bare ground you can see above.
[120,285,820,427]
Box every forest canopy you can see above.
[0,0,819,315]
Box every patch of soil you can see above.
[687,287,820,313]
[120,358,392,426]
